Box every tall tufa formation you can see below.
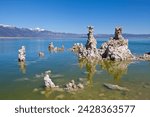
[85,26,97,50]
[18,46,26,62]
[72,26,134,61]
[113,27,124,40]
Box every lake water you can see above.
[0,38,150,100]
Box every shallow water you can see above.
[0,38,150,100]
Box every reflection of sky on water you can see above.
[0,38,150,99]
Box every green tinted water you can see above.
[0,38,150,100]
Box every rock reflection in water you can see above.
[99,60,131,80]
[78,59,97,86]
[78,58,131,83]
[18,62,26,74]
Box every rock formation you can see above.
[44,74,57,88]
[143,52,150,60]
[48,42,54,50]
[39,52,45,57]
[71,43,83,52]
[18,46,26,62]
[113,27,124,40]
[73,26,134,61]
[103,83,129,91]
[77,26,101,60]
[85,26,97,49]
[64,80,84,92]
[48,42,64,52]
[99,27,134,61]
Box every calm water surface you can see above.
[0,38,150,100]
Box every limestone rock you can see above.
[77,83,84,89]
[103,83,129,91]
[33,88,39,92]
[44,74,56,88]
[55,94,65,99]
[18,46,26,62]
[49,42,64,52]
[48,42,54,50]
[45,70,51,74]
[64,80,84,92]
[39,52,44,57]
[99,38,133,61]
[143,52,150,60]
[113,27,124,40]
[85,26,97,50]
[72,26,134,61]
[71,43,83,52]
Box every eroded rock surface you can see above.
[44,74,58,88]
[48,42,64,52]
[18,46,26,62]
[103,83,129,91]
[99,38,133,60]
[72,26,135,61]
[64,80,84,92]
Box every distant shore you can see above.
[0,36,150,39]
[0,37,87,39]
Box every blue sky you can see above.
[0,0,149,34]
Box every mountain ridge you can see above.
[0,24,150,38]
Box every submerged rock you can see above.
[51,74,64,78]
[103,83,129,91]
[15,78,29,82]
[33,88,39,92]
[99,93,105,97]
[35,73,44,78]
[55,94,65,99]
[45,70,51,74]
[40,91,45,95]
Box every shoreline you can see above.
[0,37,87,39]
[0,36,150,39]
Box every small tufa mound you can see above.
[103,83,129,91]
[48,42,64,52]
[39,52,45,57]
[48,42,54,50]
[143,52,150,60]
[71,43,83,52]
[64,80,84,92]
[44,74,58,88]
